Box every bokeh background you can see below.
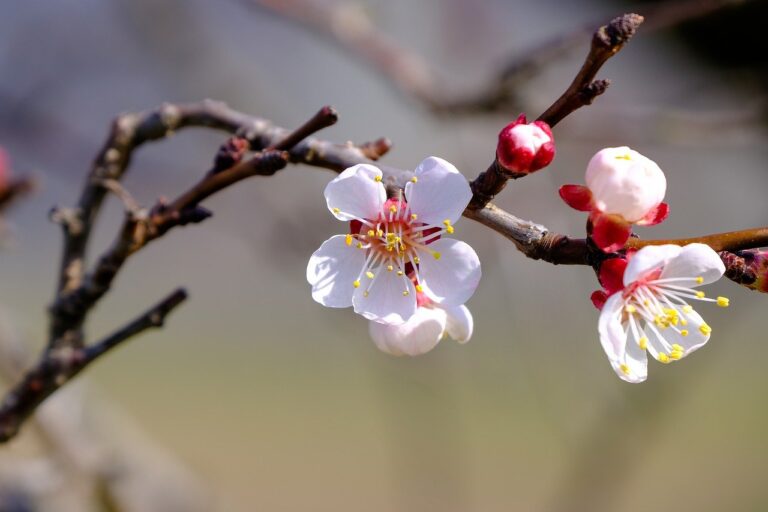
[1,1,767,511]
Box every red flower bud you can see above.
[496,114,555,175]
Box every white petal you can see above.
[417,239,481,307]
[613,332,648,383]
[623,244,682,285]
[307,235,367,307]
[324,164,386,221]
[353,265,417,324]
[404,156,471,225]
[443,304,473,344]
[369,307,447,356]
[660,243,725,286]
[646,308,709,361]
[598,293,627,362]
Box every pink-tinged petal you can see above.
[418,239,481,307]
[591,213,631,253]
[598,293,626,362]
[307,235,367,308]
[590,290,608,310]
[368,307,447,356]
[443,304,473,344]
[659,243,725,285]
[324,164,386,221]
[353,267,417,325]
[598,257,628,295]
[558,185,594,212]
[635,202,669,226]
[405,157,471,225]
[623,244,682,285]
[613,331,648,383]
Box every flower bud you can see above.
[723,249,768,293]
[496,114,555,175]
[585,146,666,223]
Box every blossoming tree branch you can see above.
[1,13,767,443]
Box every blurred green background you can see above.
[1,1,767,511]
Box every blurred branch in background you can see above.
[0,310,210,512]
[243,0,755,115]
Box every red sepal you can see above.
[598,257,628,295]
[635,202,669,226]
[558,184,594,212]
[591,213,631,253]
[590,290,609,310]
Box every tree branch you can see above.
[0,289,187,443]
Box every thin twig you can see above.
[0,289,187,443]
[468,14,643,211]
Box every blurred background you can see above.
[1,0,767,510]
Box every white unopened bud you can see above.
[585,147,666,222]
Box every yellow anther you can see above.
[680,317,688,326]
[620,364,630,375]
[352,280,361,288]
[345,234,353,246]
[411,213,418,220]
[695,291,706,298]
[680,330,689,337]
[357,242,364,249]
[415,284,424,292]
[658,353,670,364]
[386,265,394,272]
[402,290,410,296]
[717,296,730,307]
[682,305,693,314]
[669,351,682,360]
[625,305,637,314]
[695,276,704,284]
[366,271,375,279]
[672,344,684,352]
[410,176,418,183]
[432,252,441,260]
[332,207,341,214]
[699,324,712,335]
[367,229,375,237]
[414,256,421,264]
[389,205,398,213]
[644,299,650,306]
[396,270,404,276]
[442,219,455,234]
[363,291,369,297]
[374,175,382,182]
[638,336,648,350]
[376,229,384,237]
[615,153,632,160]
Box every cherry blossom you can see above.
[307,157,481,325]
[559,146,669,252]
[595,243,728,383]
[496,114,555,175]
[369,290,473,356]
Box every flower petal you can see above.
[660,243,725,286]
[613,331,648,383]
[404,157,471,225]
[443,304,473,344]
[324,164,386,221]
[623,244,682,285]
[368,307,447,356]
[307,235,367,307]
[598,293,627,362]
[417,239,481,306]
[353,266,417,324]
